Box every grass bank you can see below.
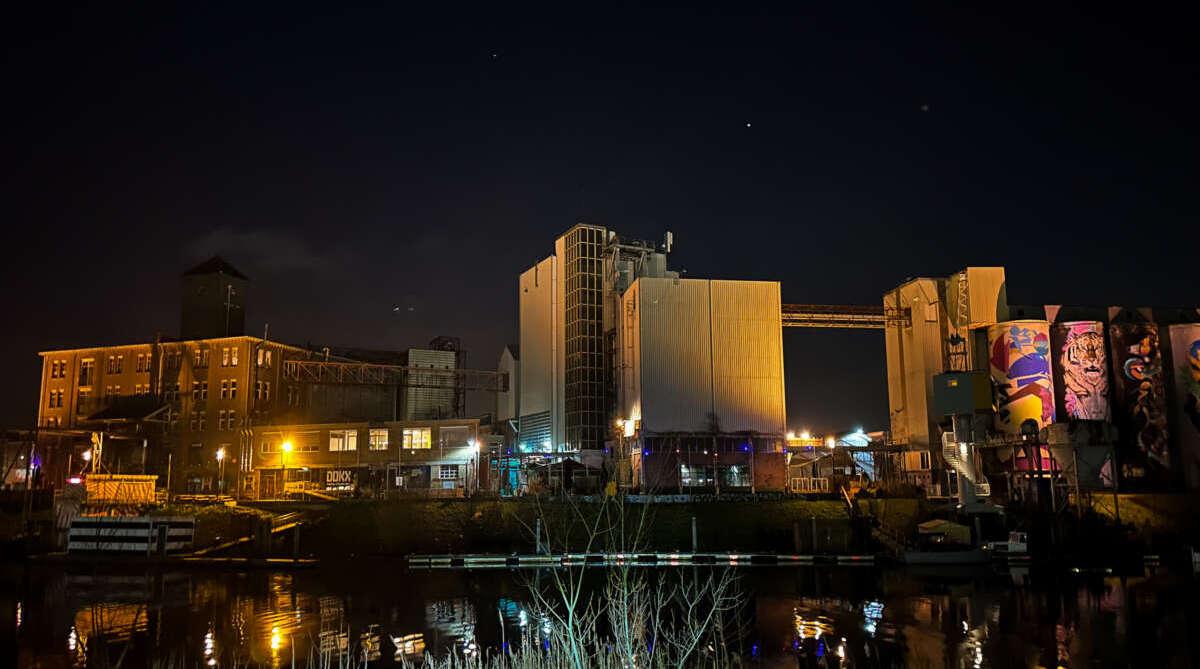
[307,498,853,558]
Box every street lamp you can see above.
[279,440,293,499]
[215,447,226,495]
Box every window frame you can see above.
[329,429,358,452]
[402,427,432,450]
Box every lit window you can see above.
[230,346,238,367]
[918,451,931,470]
[329,429,358,452]
[79,359,94,386]
[402,428,432,450]
[680,464,713,487]
[221,347,230,367]
[220,380,229,399]
[369,429,389,451]
[438,465,458,480]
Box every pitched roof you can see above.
[183,256,249,280]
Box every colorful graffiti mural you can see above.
[1109,323,1169,481]
[1051,321,1110,421]
[988,320,1056,434]
[1168,324,1200,488]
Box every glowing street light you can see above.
[800,430,812,441]
[215,447,226,495]
[279,440,293,499]
[81,449,92,462]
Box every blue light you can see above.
[643,449,650,456]
[816,640,825,658]
[751,643,759,657]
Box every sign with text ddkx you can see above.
[325,468,357,490]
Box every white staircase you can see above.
[941,433,991,498]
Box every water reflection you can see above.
[5,564,1198,667]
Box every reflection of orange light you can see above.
[270,626,282,652]
[393,633,426,657]
[794,614,834,640]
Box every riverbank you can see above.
[305,498,857,558]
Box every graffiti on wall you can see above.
[1109,323,1169,480]
[1052,321,1110,421]
[989,321,1056,434]
[1169,325,1200,487]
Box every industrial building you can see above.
[246,418,481,498]
[882,266,1200,503]
[616,277,788,491]
[514,225,791,493]
[515,224,677,455]
[34,257,504,497]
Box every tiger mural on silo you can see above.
[1052,322,1110,421]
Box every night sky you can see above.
[2,4,1195,433]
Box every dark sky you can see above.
[2,4,1196,433]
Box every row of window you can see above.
[47,390,64,408]
[49,359,67,378]
[187,410,240,432]
[261,427,437,454]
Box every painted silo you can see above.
[1050,321,1110,421]
[988,320,1056,434]
[1108,322,1170,481]
[1167,324,1200,488]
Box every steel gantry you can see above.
[780,304,911,330]
[282,359,509,392]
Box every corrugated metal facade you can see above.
[884,277,947,448]
[619,278,785,435]
[403,349,457,420]
[518,256,564,448]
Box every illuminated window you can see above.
[194,348,209,368]
[261,439,279,454]
[230,346,238,367]
[218,409,227,430]
[79,359,94,386]
[438,465,458,480]
[918,451,931,470]
[221,347,230,367]
[369,429,389,451]
[402,428,432,450]
[723,465,751,488]
[680,464,713,487]
[329,429,358,452]
[107,355,123,374]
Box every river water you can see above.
[4,562,1198,667]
